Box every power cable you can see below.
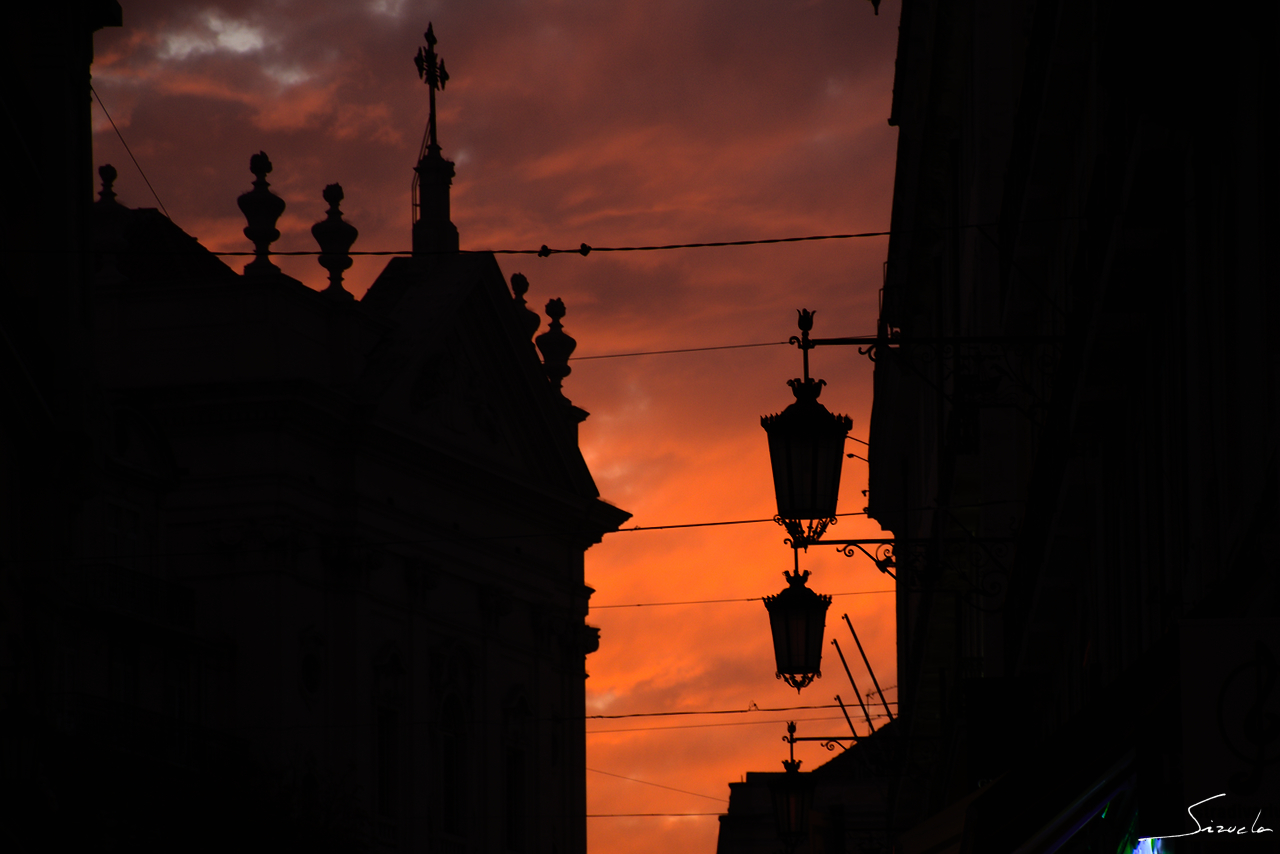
[588,813,722,818]
[204,700,889,734]
[585,702,893,721]
[37,511,875,565]
[612,511,866,534]
[91,85,169,219]
[587,767,728,803]
[192,230,892,259]
[586,714,853,734]
[76,217,1096,261]
[571,341,788,360]
[590,590,894,609]
[533,231,891,255]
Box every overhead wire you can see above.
[590,590,894,609]
[205,699,892,734]
[571,341,789,360]
[91,84,169,219]
[191,230,893,259]
[610,510,866,534]
[588,813,722,818]
[39,510,878,565]
[585,701,892,721]
[586,714,855,734]
[77,218,1108,262]
[587,768,728,803]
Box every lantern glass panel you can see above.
[764,571,832,684]
[770,768,814,844]
[762,378,852,525]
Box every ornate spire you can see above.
[535,298,577,398]
[310,183,358,299]
[96,164,121,206]
[411,22,459,255]
[237,151,286,278]
[94,164,129,285]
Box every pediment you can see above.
[357,254,600,501]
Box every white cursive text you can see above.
[1140,793,1274,842]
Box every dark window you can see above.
[109,639,139,704]
[505,746,526,851]
[164,649,192,721]
[377,706,399,821]
[440,695,466,836]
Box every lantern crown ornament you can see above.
[763,569,832,691]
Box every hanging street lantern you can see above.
[761,310,853,548]
[764,568,833,691]
[769,722,815,853]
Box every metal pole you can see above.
[843,613,894,721]
[830,638,875,733]
[834,694,858,739]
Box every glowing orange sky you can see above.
[90,3,901,852]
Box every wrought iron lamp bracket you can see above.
[789,317,1065,425]
[782,721,850,753]
[776,515,836,551]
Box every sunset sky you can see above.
[89,2,901,851]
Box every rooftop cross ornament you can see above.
[410,22,459,253]
[414,23,449,155]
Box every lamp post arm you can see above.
[807,335,882,348]
[790,736,849,751]
[784,723,853,752]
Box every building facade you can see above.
[869,2,1278,852]
[2,9,628,853]
[717,721,898,854]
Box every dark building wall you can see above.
[716,718,899,854]
[50,210,627,853]
[869,1,1278,850]
[2,10,628,853]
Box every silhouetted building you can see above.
[867,2,1278,853]
[2,12,627,854]
[717,721,897,854]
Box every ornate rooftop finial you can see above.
[535,298,577,399]
[97,164,120,205]
[311,183,358,299]
[414,22,449,155]
[237,151,286,278]
[510,273,542,339]
[94,164,128,285]
[411,23,459,255]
